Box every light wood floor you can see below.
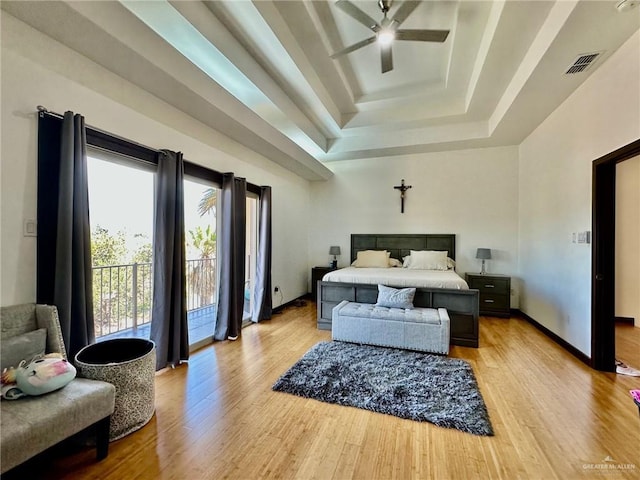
[616,322,640,370]
[10,303,640,480]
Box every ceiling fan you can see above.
[330,0,450,74]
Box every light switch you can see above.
[24,219,37,237]
[576,231,591,244]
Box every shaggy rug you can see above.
[272,341,494,436]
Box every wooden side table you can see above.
[465,273,511,317]
[311,266,336,301]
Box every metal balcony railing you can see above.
[92,258,216,339]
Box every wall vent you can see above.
[565,53,601,74]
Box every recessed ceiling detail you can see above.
[2,0,638,178]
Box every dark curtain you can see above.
[252,186,272,322]
[150,150,189,370]
[214,173,247,340]
[37,111,94,359]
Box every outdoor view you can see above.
[87,153,218,346]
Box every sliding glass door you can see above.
[184,178,218,346]
[88,148,258,346]
[87,150,154,340]
[244,194,258,322]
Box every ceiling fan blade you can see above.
[331,36,377,58]
[396,29,449,42]
[381,43,393,73]
[335,0,380,31]
[390,1,421,28]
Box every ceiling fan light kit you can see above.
[331,0,450,74]
[377,28,395,46]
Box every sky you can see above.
[87,156,216,259]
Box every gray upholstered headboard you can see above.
[350,234,456,263]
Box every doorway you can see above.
[614,155,640,372]
[87,149,155,341]
[591,138,640,371]
[184,179,218,346]
[244,194,259,322]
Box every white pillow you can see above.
[403,254,455,269]
[407,250,449,270]
[353,250,390,268]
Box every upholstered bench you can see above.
[331,301,450,354]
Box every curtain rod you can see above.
[36,106,264,193]
[37,105,161,155]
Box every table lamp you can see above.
[329,246,341,268]
[476,248,492,274]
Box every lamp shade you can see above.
[329,246,341,256]
[476,248,492,260]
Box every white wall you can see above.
[0,13,311,307]
[309,146,520,304]
[615,155,640,324]
[518,30,640,356]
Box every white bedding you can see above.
[322,267,469,290]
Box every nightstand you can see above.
[311,266,336,301]
[465,273,511,317]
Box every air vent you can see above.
[565,53,601,74]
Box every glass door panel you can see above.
[244,195,258,321]
[87,151,154,341]
[184,179,218,346]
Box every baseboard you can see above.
[615,316,635,325]
[273,296,308,314]
[514,309,591,366]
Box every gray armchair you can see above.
[0,303,116,474]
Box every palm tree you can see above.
[188,225,216,258]
[185,189,218,309]
[198,188,216,217]
[187,225,217,309]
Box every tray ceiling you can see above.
[3,0,639,180]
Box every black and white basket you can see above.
[75,338,156,441]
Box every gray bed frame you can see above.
[316,234,480,347]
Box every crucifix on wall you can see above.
[393,179,412,214]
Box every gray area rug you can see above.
[273,341,494,436]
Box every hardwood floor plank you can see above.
[333,442,360,480]
[6,304,639,480]
[616,323,640,370]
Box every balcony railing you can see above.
[92,258,216,339]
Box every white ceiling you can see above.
[3,1,639,180]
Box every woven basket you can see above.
[75,339,156,441]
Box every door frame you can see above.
[591,138,640,371]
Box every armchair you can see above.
[0,304,116,474]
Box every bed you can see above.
[316,234,480,347]
[322,268,470,290]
